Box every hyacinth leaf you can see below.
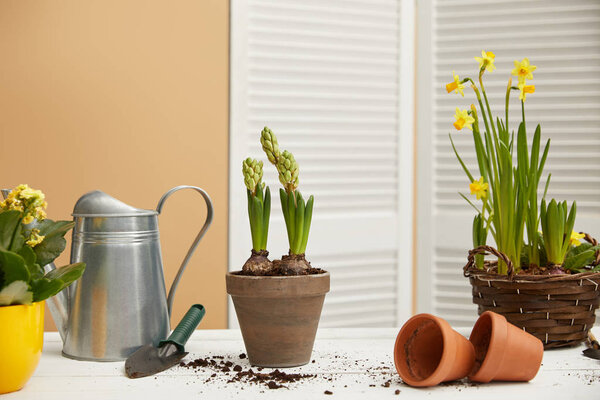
[287,190,296,250]
[0,247,29,287]
[301,195,314,253]
[293,193,305,254]
[279,188,293,243]
[251,196,264,251]
[262,187,271,249]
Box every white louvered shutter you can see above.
[418,0,600,326]
[229,0,414,327]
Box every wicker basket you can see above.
[463,239,600,349]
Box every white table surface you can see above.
[5,328,600,400]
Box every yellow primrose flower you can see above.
[25,228,45,247]
[1,184,47,224]
[518,82,535,101]
[469,177,489,200]
[512,58,536,84]
[445,71,465,96]
[453,108,475,131]
[475,51,496,73]
[570,231,585,247]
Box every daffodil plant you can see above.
[0,185,85,306]
[241,158,273,274]
[449,52,599,275]
[261,127,315,274]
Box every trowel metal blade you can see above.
[583,348,600,360]
[125,343,188,379]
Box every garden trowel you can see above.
[125,304,205,378]
[583,331,600,360]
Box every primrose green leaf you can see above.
[0,247,30,286]
[0,280,33,306]
[0,210,22,249]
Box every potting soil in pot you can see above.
[404,320,443,381]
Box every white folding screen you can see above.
[417,0,600,326]
[229,0,414,327]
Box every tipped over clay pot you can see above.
[468,311,543,383]
[394,314,475,387]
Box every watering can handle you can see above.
[156,185,214,317]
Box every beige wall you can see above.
[0,0,229,330]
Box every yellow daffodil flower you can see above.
[512,58,536,84]
[469,177,489,200]
[445,71,465,96]
[475,51,496,73]
[518,82,535,101]
[570,231,585,247]
[453,108,475,131]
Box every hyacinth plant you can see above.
[0,184,85,306]
[241,158,273,274]
[448,52,599,275]
[261,127,315,275]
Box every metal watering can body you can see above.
[52,186,213,361]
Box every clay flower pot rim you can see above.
[227,271,329,279]
[469,311,506,381]
[395,314,461,386]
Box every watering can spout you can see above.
[44,264,70,342]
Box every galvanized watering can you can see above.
[49,186,213,361]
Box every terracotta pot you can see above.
[394,314,475,387]
[468,311,543,382]
[0,302,45,394]
[226,271,329,367]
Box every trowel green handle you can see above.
[159,304,205,352]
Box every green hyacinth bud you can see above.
[242,157,264,194]
[276,150,299,192]
[260,126,280,165]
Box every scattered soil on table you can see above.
[179,354,315,389]
[324,390,333,395]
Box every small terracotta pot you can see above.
[394,314,475,387]
[226,271,329,367]
[468,311,543,383]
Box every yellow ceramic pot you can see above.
[0,301,44,394]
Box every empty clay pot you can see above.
[469,311,543,383]
[394,314,475,387]
[226,271,329,367]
